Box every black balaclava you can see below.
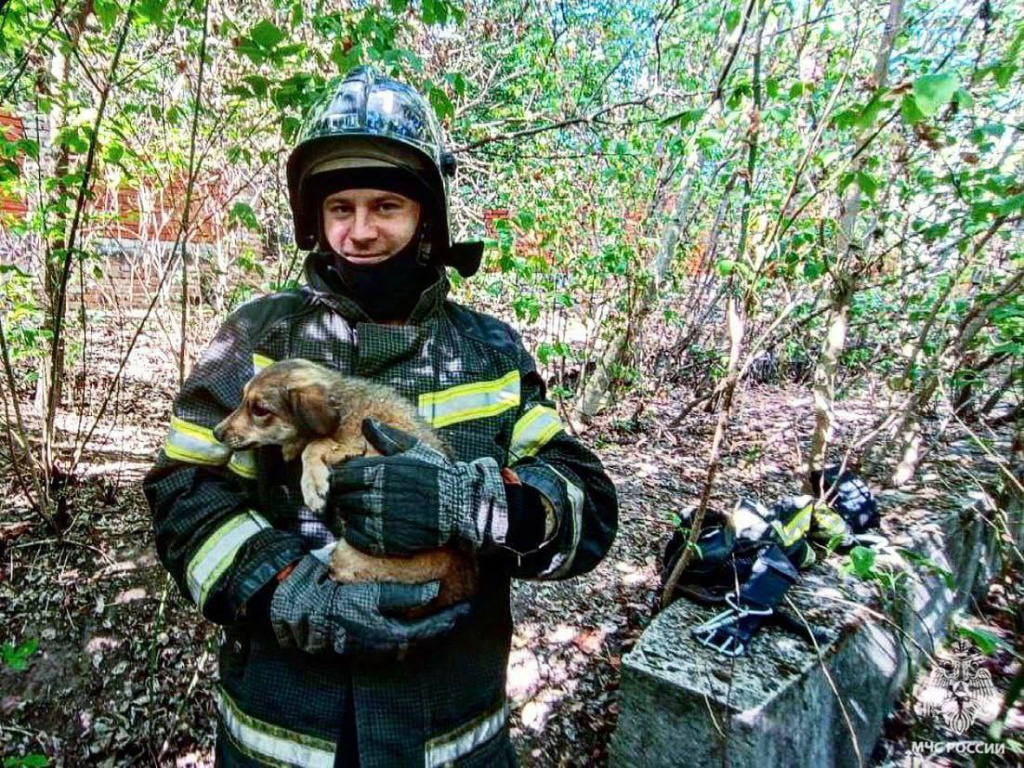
[310,167,441,324]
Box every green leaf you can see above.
[225,84,254,98]
[849,546,876,579]
[1,638,39,671]
[0,264,31,278]
[912,73,960,117]
[55,128,88,154]
[16,138,39,161]
[138,0,166,24]
[243,75,271,98]
[992,64,1015,88]
[856,171,879,199]
[104,143,125,164]
[659,107,705,129]
[855,90,890,130]
[900,94,924,125]
[428,86,454,121]
[94,0,119,30]
[4,756,49,768]
[390,0,409,11]
[251,19,286,50]
[724,9,740,31]
[968,123,1004,145]
[997,193,1024,216]
[228,202,261,232]
[422,0,437,24]
[803,259,825,280]
[956,625,1002,656]
[953,87,973,108]
[447,72,467,98]
[537,342,554,365]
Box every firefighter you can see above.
[144,66,618,766]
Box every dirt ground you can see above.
[1,310,1021,766]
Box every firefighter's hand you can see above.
[269,555,470,655]
[327,419,507,556]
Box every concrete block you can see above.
[609,489,1010,768]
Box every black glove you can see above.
[692,544,798,656]
[692,595,775,656]
[328,419,509,556]
[269,555,470,655]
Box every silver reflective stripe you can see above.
[228,450,257,480]
[418,371,520,429]
[216,686,336,768]
[187,512,271,608]
[541,467,585,579]
[310,544,335,565]
[253,352,274,376]
[164,416,230,466]
[424,700,509,767]
[509,405,564,461]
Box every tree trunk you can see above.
[34,0,95,447]
[808,278,854,470]
[806,0,904,474]
[890,258,1023,486]
[574,0,760,421]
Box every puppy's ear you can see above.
[289,384,340,436]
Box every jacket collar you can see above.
[303,251,450,325]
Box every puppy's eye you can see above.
[250,402,271,419]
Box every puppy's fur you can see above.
[213,359,476,607]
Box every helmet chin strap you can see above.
[415,219,433,267]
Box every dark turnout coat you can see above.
[143,253,618,767]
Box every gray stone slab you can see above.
[609,487,1014,768]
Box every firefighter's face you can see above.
[322,189,421,265]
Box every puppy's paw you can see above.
[301,461,330,511]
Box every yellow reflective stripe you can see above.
[425,699,509,767]
[216,686,336,768]
[419,370,519,407]
[253,353,274,375]
[172,416,216,442]
[186,512,271,608]
[509,405,564,460]
[771,504,812,547]
[164,416,230,466]
[813,504,850,537]
[418,371,521,429]
[228,450,257,480]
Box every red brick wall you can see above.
[0,112,28,224]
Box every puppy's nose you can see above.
[212,423,226,443]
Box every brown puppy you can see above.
[213,358,476,607]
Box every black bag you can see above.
[809,466,880,533]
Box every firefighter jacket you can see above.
[143,252,619,767]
